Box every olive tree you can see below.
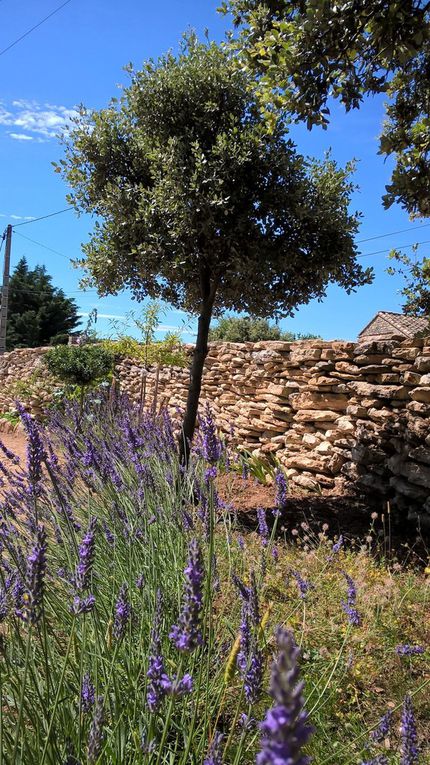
[57,37,371,463]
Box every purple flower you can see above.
[370,710,392,742]
[75,518,97,592]
[199,404,222,464]
[102,521,114,546]
[147,652,172,711]
[81,672,95,713]
[291,571,313,600]
[237,535,245,551]
[396,645,425,657]
[147,592,194,711]
[16,525,47,624]
[400,695,419,765]
[147,593,171,711]
[72,594,95,615]
[113,584,131,641]
[0,588,7,622]
[16,403,46,495]
[235,571,263,703]
[275,469,288,511]
[170,672,193,697]
[257,508,269,547]
[204,732,224,765]
[341,572,361,627]
[87,696,105,764]
[239,713,257,731]
[360,757,388,765]
[257,628,313,765]
[170,539,204,653]
[271,546,279,563]
[330,535,344,558]
[136,573,145,590]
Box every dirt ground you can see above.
[0,430,28,463]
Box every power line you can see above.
[12,208,73,227]
[14,230,71,261]
[356,223,430,244]
[358,239,430,259]
[0,0,74,57]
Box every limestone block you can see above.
[348,381,409,399]
[408,446,430,465]
[416,356,430,373]
[403,371,422,385]
[294,410,340,423]
[410,386,430,403]
[291,473,320,490]
[290,391,348,411]
[398,460,430,488]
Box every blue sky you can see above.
[1,0,429,342]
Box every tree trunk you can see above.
[179,284,214,467]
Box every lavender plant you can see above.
[0,393,426,764]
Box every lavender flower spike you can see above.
[396,644,425,657]
[400,695,419,765]
[81,672,95,713]
[199,403,223,464]
[113,583,131,641]
[75,517,97,592]
[275,469,288,511]
[370,710,392,742]
[16,525,47,624]
[170,539,204,652]
[204,732,224,765]
[341,571,361,627]
[257,508,269,547]
[257,627,313,765]
[87,696,105,764]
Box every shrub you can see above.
[44,344,114,412]
[44,344,114,387]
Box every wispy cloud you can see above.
[9,132,34,141]
[0,213,35,221]
[0,99,77,141]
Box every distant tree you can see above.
[209,315,321,341]
[222,0,430,217]
[57,37,371,464]
[5,257,80,350]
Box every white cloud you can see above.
[9,132,34,141]
[0,99,78,141]
[9,214,36,221]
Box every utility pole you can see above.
[0,224,12,355]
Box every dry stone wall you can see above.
[1,339,429,519]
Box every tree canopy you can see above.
[209,315,321,341]
[222,0,430,217]
[5,257,80,350]
[387,249,430,319]
[58,37,371,461]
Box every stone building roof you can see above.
[358,311,428,341]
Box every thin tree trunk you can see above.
[179,287,214,467]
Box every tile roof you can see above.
[358,311,428,339]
